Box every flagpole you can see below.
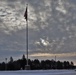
[24,4,30,70]
[26,4,28,66]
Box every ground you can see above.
[0,70,76,75]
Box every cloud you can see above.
[0,0,76,64]
[56,0,67,14]
[40,38,50,46]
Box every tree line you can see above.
[0,54,75,70]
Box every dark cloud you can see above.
[0,0,76,64]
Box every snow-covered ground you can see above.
[0,70,76,75]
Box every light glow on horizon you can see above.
[30,52,76,57]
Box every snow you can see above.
[0,70,76,75]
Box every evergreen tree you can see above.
[21,54,26,70]
[8,56,14,70]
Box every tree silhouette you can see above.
[8,56,14,70]
[0,55,75,70]
[21,54,26,70]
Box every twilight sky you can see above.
[0,0,76,65]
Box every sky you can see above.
[0,0,76,65]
